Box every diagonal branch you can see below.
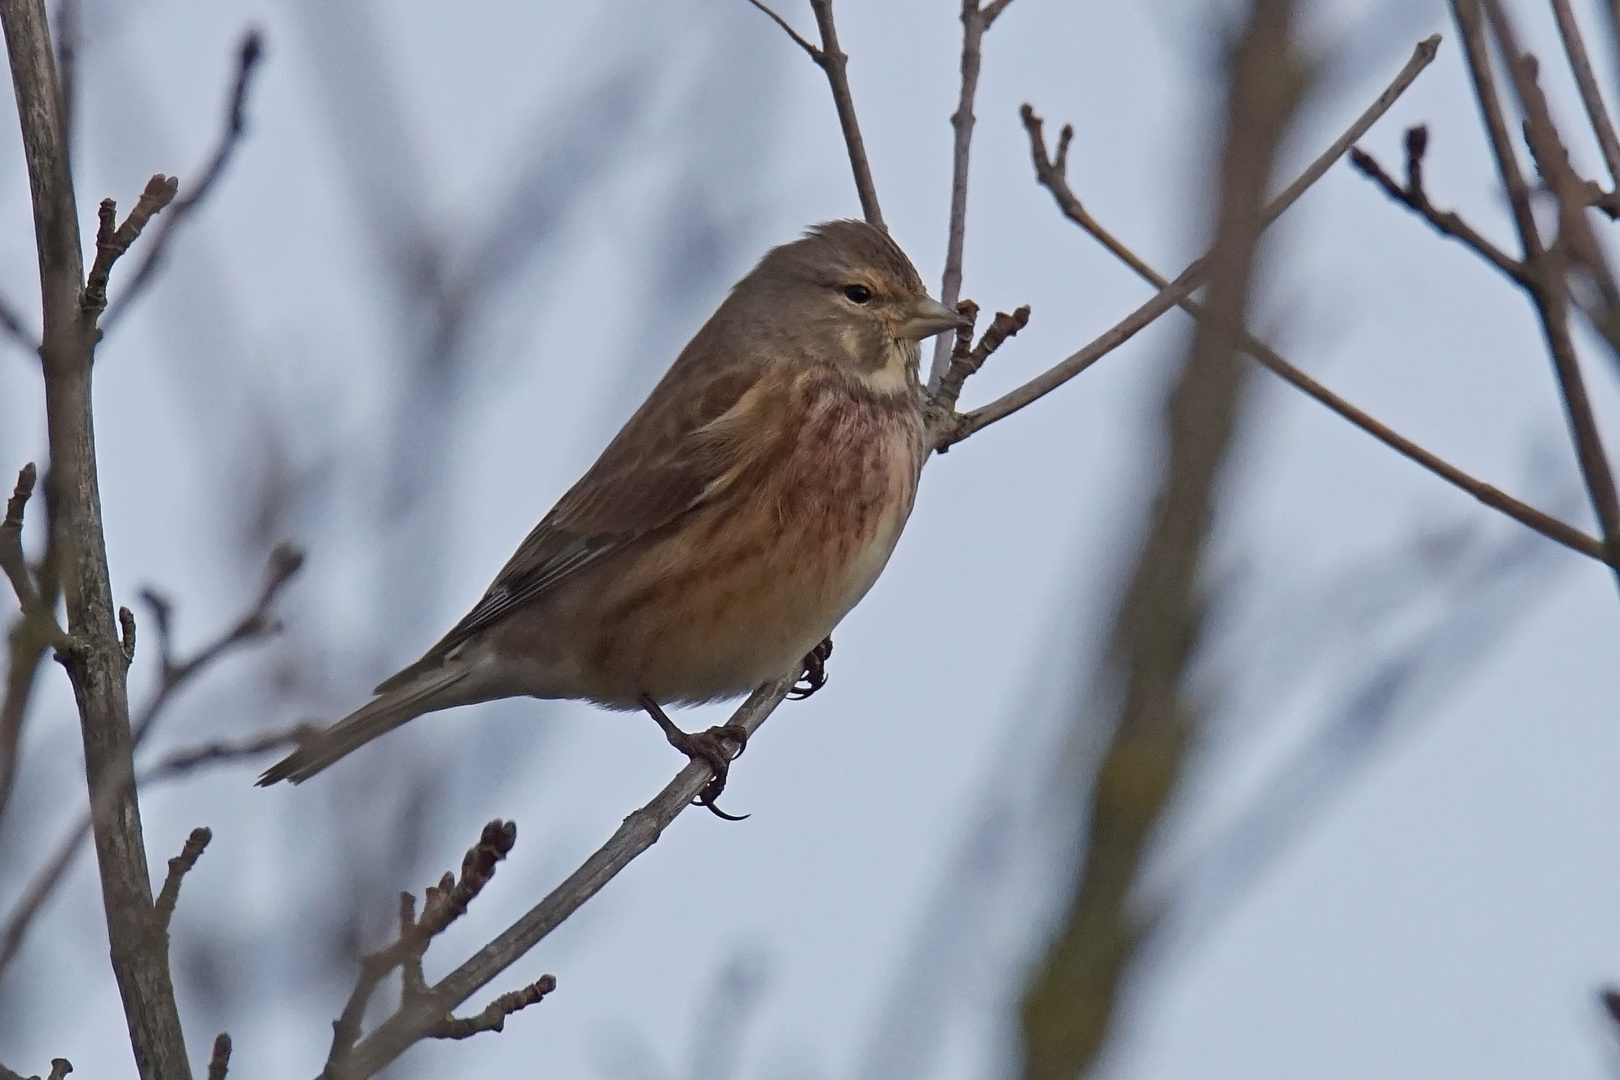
[1020,107,1604,566]
[102,29,265,331]
[748,0,882,227]
[1548,0,1620,194]
[930,34,1441,449]
[326,674,797,1080]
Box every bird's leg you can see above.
[638,694,750,821]
[788,637,833,700]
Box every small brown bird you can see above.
[259,220,963,813]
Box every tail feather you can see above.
[257,664,471,786]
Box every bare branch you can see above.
[743,0,821,61]
[749,0,883,227]
[1453,0,1620,595]
[101,30,263,329]
[0,291,37,353]
[153,826,211,932]
[206,1034,231,1080]
[0,546,302,978]
[426,975,557,1040]
[0,723,307,976]
[0,463,71,651]
[1548,0,1620,190]
[1349,128,1528,283]
[929,304,1030,424]
[1022,108,1603,566]
[81,174,179,313]
[327,674,795,1079]
[928,0,1018,388]
[45,1061,69,1080]
[933,33,1440,448]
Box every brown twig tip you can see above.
[206,1033,232,1080]
[929,303,1031,441]
[46,1061,71,1080]
[82,174,181,311]
[428,974,558,1041]
[5,463,36,526]
[154,826,212,931]
[118,606,136,666]
[1403,124,1428,191]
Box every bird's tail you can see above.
[257,663,472,786]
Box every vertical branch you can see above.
[929,0,1015,389]
[1548,0,1620,190]
[1452,0,1620,594]
[1017,0,1303,1075]
[0,2,191,1078]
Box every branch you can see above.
[152,826,211,933]
[0,291,37,353]
[929,33,1441,450]
[2,1,194,1070]
[0,541,302,977]
[928,0,1018,388]
[1452,0,1620,595]
[81,173,179,314]
[321,820,552,1078]
[749,0,881,227]
[1548,0,1620,193]
[0,463,72,652]
[206,1034,231,1080]
[1348,126,1528,283]
[325,674,796,1079]
[103,29,264,330]
[928,302,1030,424]
[1020,109,1605,567]
[1020,1,1302,1072]
[0,721,309,976]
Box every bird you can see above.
[258,219,965,815]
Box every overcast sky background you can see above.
[4,1,1620,1078]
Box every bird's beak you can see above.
[897,295,971,340]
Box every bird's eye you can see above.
[843,284,873,304]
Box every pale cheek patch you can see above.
[854,340,917,395]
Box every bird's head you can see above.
[734,219,967,394]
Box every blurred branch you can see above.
[81,174,178,313]
[1548,0,1620,195]
[1021,108,1608,567]
[103,29,264,331]
[0,292,37,353]
[748,0,883,227]
[322,820,555,1078]
[51,0,75,171]
[1018,0,1302,1075]
[1447,0,1620,597]
[1,463,59,830]
[327,674,797,1079]
[930,34,1438,451]
[0,547,303,978]
[928,0,1018,388]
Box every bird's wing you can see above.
[415,356,769,667]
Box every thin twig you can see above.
[426,976,557,1040]
[103,29,264,330]
[81,174,179,314]
[1548,0,1620,191]
[1349,128,1528,283]
[931,33,1441,448]
[929,0,1017,388]
[46,1062,70,1080]
[752,0,883,227]
[1021,107,1603,565]
[0,472,58,829]
[153,827,211,932]
[0,464,72,651]
[0,292,37,353]
[206,1034,231,1080]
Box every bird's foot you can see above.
[788,637,833,701]
[639,695,750,820]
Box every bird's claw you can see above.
[788,637,833,700]
[639,695,750,820]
